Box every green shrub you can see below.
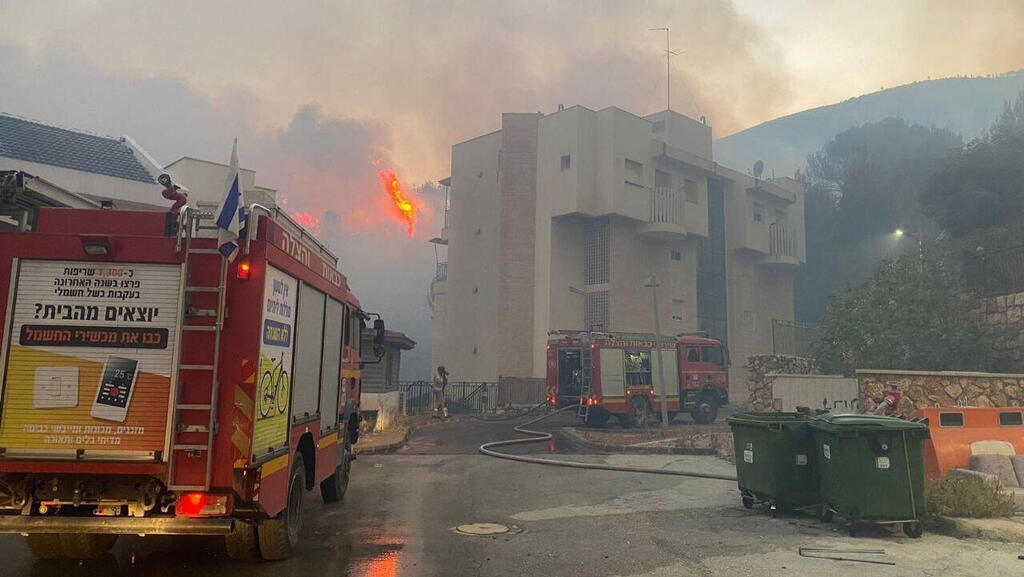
[925,474,1016,518]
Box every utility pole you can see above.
[644,275,669,429]
[649,27,679,112]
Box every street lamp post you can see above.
[644,275,670,429]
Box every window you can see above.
[701,346,725,366]
[561,154,571,171]
[999,411,1023,426]
[684,179,699,203]
[671,250,681,261]
[671,298,684,321]
[652,120,665,133]
[685,346,700,363]
[624,350,652,386]
[742,310,756,332]
[625,159,644,186]
[939,412,965,427]
[774,207,787,223]
[753,202,765,223]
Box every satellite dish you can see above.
[753,160,764,179]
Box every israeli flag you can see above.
[214,139,244,261]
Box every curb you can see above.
[354,427,410,455]
[561,427,717,456]
[930,516,1024,544]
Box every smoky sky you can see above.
[1,0,1023,378]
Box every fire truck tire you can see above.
[258,455,306,560]
[691,396,719,424]
[620,397,651,429]
[583,411,610,427]
[59,533,118,560]
[225,520,259,560]
[320,441,352,503]
[23,534,64,559]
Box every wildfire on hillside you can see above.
[379,170,416,236]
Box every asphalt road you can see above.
[0,412,1021,576]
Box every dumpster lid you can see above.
[809,413,928,432]
[727,412,811,428]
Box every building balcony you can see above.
[760,222,800,268]
[639,187,687,238]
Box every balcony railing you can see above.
[769,222,796,258]
[435,261,448,281]
[964,244,1024,296]
[649,187,684,225]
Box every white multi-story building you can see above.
[429,107,805,395]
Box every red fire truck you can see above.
[546,331,729,427]
[0,204,382,560]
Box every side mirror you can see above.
[373,318,386,347]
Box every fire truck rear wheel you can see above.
[59,533,118,560]
[224,520,259,560]
[23,534,64,559]
[320,441,352,503]
[620,397,651,428]
[258,454,306,560]
[691,396,719,424]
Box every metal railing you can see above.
[771,319,822,357]
[396,381,498,414]
[435,261,448,281]
[769,222,797,258]
[964,244,1024,297]
[649,187,684,225]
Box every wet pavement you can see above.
[0,412,1021,576]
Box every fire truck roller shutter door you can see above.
[292,283,326,421]
[651,349,679,395]
[599,349,625,397]
[319,299,344,432]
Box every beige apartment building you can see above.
[429,107,805,394]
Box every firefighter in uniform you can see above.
[432,366,449,418]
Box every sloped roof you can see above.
[0,114,156,184]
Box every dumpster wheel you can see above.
[479,405,737,482]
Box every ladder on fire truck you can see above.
[167,207,228,491]
[577,335,593,421]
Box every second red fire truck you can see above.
[0,203,381,560]
[546,331,729,427]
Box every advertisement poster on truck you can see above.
[0,260,182,456]
[252,265,296,456]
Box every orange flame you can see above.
[379,170,416,235]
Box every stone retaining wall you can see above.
[857,369,1024,414]
[746,355,818,411]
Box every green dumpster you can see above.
[809,413,929,537]
[726,412,820,516]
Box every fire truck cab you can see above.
[546,331,729,427]
[0,205,381,560]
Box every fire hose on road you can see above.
[479,405,737,481]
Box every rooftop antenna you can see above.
[649,27,680,113]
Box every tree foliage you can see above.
[923,90,1024,236]
[814,246,1017,375]
[796,119,962,321]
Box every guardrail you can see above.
[649,187,684,225]
[964,244,1024,297]
[769,222,796,258]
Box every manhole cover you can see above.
[453,523,520,536]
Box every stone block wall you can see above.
[857,369,1024,414]
[746,355,819,411]
[978,290,1024,357]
